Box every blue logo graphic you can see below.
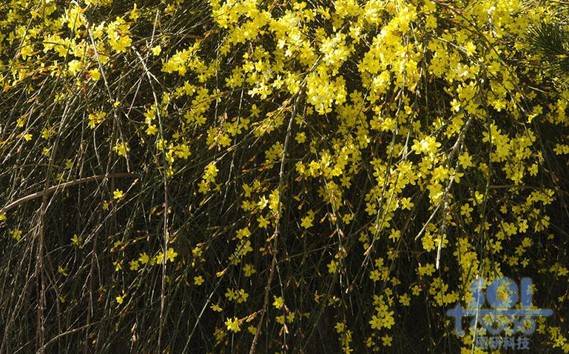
[446,277,553,350]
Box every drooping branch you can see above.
[1,173,137,214]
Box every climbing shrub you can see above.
[1,0,568,352]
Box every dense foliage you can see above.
[0,0,568,352]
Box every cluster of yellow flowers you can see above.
[1,0,568,352]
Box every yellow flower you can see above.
[156,248,178,264]
[211,303,223,312]
[194,275,204,286]
[113,189,124,200]
[129,3,140,21]
[369,315,382,330]
[400,198,413,210]
[129,260,140,271]
[107,17,132,53]
[328,260,338,274]
[236,227,251,240]
[166,248,178,262]
[138,252,150,265]
[257,215,269,229]
[71,234,82,247]
[272,296,284,309]
[458,151,473,169]
[113,142,130,157]
[225,317,240,333]
[460,203,473,217]
[295,132,306,143]
[88,112,106,128]
[151,45,162,56]
[412,136,441,156]
[464,41,476,56]
[88,68,101,81]
[300,210,315,229]
[243,263,256,277]
[68,60,83,76]
[10,229,23,241]
[146,124,158,135]
[57,266,68,276]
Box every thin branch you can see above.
[1,173,137,213]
